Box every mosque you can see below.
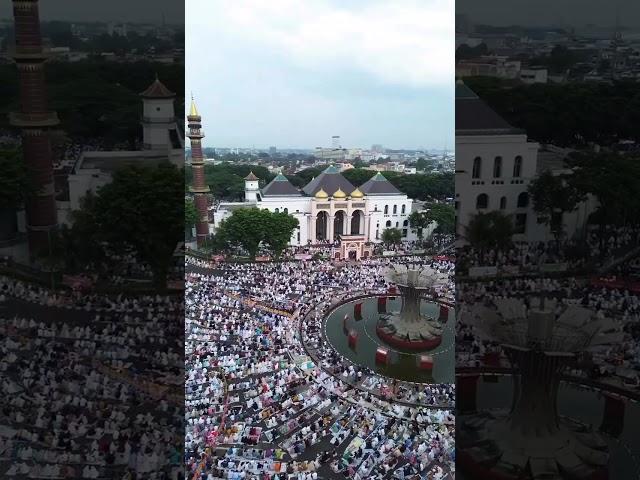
[187,100,422,259]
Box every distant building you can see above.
[269,146,277,155]
[520,67,548,84]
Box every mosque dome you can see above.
[350,188,364,198]
[332,188,347,199]
[315,188,329,199]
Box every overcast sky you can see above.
[186,0,454,150]
[458,0,639,28]
[0,0,183,24]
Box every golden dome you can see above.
[315,188,329,199]
[350,188,364,198]
[332,188,346,199]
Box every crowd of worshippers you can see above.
[457,224,640,275]
[0,276,183,479]
[456,276,640,386]
[185,256,455,479]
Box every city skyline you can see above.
[0,0,184,23]
[458,0,640,28]
[186,0,454,151]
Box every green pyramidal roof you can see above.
[302,164,355,196]
[323,164,341,174]
[261,173,301,197]
[360,172,402,195]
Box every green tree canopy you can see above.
[68,162,184,286]
[465,211,514,253]
[420,203,455,235]
[217,208,298,259]
[567,151,640,228]
[381,227,402,245]
[465,76,640,148]
[185,198,197,231]
[0,149,28,209]
[528,170,583,241]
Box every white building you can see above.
[520,67,548,84]
[455,81,596,243]
[67,77,184,214]
[455,81,539,241]
[213,165,417,249]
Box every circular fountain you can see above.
[458,296,623,479]
[377,264,449,350]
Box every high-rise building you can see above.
[9,0,59,258]
[332,136,341,149]
[186,97,211,247]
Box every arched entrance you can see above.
[334,211,346,240]
[316,211,328,241]
[351,210,364,235]
[348,250,357,260]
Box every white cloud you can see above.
[187,0,454,88]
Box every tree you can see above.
[185,198,198,237]
[264,212,299,258]
[0,149,28,209]
[69,162,184,287]
[424,203,455,235]
[456,43,488,61]
[528,170,583,243]
[566,151,640,250]
[408,211,431,240]
[216,208,298,259]
[465,211,514,254]
[0,149,29,242]
[381,228,402,246]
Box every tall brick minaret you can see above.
[9,0,59,258]
[186,96,210,247]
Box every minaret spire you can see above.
[9,0,60,258]
[186,95,210,247]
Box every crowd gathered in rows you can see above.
[186,255,455,479]
[0,276,184,479]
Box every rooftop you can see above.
[140,76,175,99]
[261,174,301,197]
[302,165,356,197]
[455,81,523,135]
[359,172,401,195]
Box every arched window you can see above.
[401,204,406,214]
[393,205,397,214]
[283,207,288,214]
[395,222,399,228]
[384,205,389,215]
[472,157,482,179]
[517,192,529,208]
[476,193,488,209]
[493,156,502,178]
[513,155,523,178]
[386,220,392,227]
[500,196,507,209]
[403,220,408,226]
[275,208,279,213]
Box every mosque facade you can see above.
[213,165,418,249]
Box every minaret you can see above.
[186,96,210,247]
[244,171,259,202]
[140,75,178,150]
[9,0,59,258]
